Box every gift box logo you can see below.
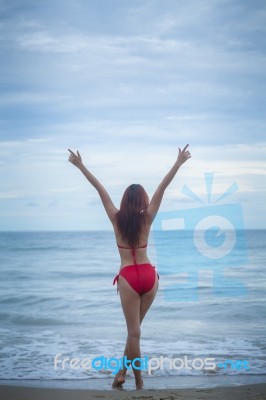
[152,173,248,302]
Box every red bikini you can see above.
[113,243,159,295]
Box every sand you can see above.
[0,383,266,400]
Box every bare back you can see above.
[112,216,153,269]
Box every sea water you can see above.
[0,230,265,382]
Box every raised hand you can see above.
[177,144,191,166]
[68,149,83,168]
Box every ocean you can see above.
[0,230,265,385]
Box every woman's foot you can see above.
[135,377,143,390]
[112,371,126,389]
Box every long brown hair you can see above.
[115,184,149,248]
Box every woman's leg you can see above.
[118,276,142,388]
[112,338,130,388]
[139,274,159,323]
[112,274,159,389]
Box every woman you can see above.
[68,144,191,390]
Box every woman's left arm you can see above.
[68,149,118,223]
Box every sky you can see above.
[0,0,265,230]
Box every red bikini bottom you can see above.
[113,263,159,295]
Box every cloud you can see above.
[0,0,265,229]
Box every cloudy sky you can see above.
[0,0,265,230]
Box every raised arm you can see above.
[147,144,191,222]
[68,149,118,222]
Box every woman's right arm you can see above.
[147,144,191,222]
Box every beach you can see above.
[1,383,266,400]
[1,376,266,400]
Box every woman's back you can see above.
[113,218,152,268]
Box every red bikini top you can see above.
[117,243,147,265]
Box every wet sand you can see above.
[0,383,266,400]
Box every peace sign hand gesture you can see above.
[68,149,83,169]
[177,144,191,166]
